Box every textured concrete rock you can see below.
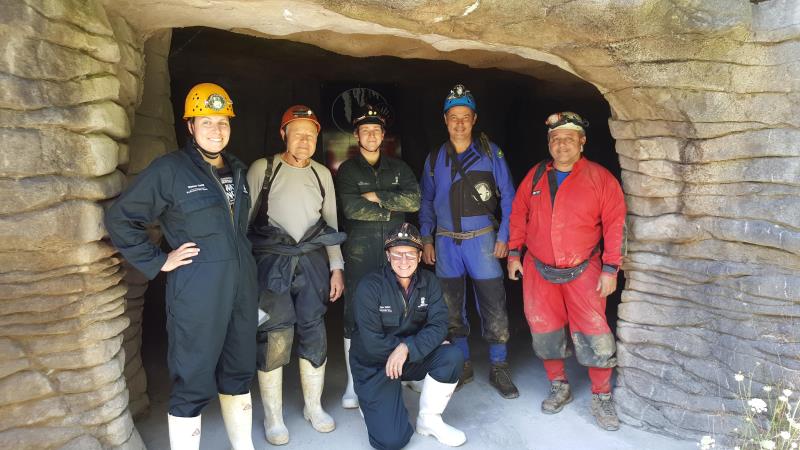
[0,73,121,111]
[0,34,113,81]
[0,128,119,178]
[0,102,130,140]
[0,371,53,407]
[0,173,124,216]
[52,351,125,395]
[0,426,84,450]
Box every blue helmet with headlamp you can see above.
[443,84,476,113]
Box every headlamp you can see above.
[545,111,589,131]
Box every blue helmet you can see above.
[443,84,476,113]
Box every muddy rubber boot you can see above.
[489,362,519,399]
[541,380,573,414]
[167,414,201,450]
[300,358,336,433]
[257,368,289,445]
[416,374,467,447]
[219,393,255,450]
[341,338,359,409]
[591,393,620,431]
[454,360,473,391]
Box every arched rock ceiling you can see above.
[102,0,775,104]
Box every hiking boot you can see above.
[541,380,572,414]
[489,363,519,399]
[591,393,620,431]
[455,360,473,391]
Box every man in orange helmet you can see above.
[247,105,346,445]
[105,83,258,449]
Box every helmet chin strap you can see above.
[192,138,222,160]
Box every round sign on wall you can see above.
[330,87,394,132]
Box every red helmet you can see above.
[280,105,321,133]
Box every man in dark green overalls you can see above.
[335,104,420,409]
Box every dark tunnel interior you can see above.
[141,27,625,382]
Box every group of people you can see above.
[104,81,626,450]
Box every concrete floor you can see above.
[135,329,693,450]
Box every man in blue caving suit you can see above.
[420,84,519,399]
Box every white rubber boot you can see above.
[416,374,467,447]
[167,414,201,450]
[342,338,359,409]
[299,358,336,432]
[257,368,289,445]
[219,393,255,450]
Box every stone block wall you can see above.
[0,1,146,448]
[118,28,177,421]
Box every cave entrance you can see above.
[134,26,627,446]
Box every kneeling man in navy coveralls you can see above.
[350,223,466,450]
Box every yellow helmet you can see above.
[183,83,235,119]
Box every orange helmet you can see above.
[280,105,320,133]
[183,83,235,119]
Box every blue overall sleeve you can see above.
[402,276,448,363]
[491,144,516,243]
[419,154,437,243]
[353,277,402,364]
[104,160,172,280]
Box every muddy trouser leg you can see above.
[463,232,509,364]
[434,236,469,360]
[343,230,386,339]
[166,264,234,417]
[351,359,414,450]
[522,255,571,381]
[562,256,616,394]
[217,268,258,395]
[256,288,296,373]
[294,249,331,368]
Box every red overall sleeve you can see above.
[599,171,626,269]
[508,165,536,262]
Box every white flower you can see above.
[749,398,768,413]
[784,389,793,397]
[791,443,797,449]
[763,385,773,392]
[760,440,776,450]
[780,395,789,402]
[698,436,715,449]
[780,431,790,440]
[735,373,745,382]
[735,447,741,450]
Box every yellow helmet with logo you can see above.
[183,83,235,119]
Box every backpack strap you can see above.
[308,165,326,212]
[530,159,551,195]
[253,155,281,225]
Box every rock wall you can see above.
[119,28,177,420]
[0,1,145,448]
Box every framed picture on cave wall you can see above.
[320,82,401,175]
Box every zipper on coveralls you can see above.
[209,165,243,298]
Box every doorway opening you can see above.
[136,27,625,438]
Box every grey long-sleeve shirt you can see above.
[247,155,344,271]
